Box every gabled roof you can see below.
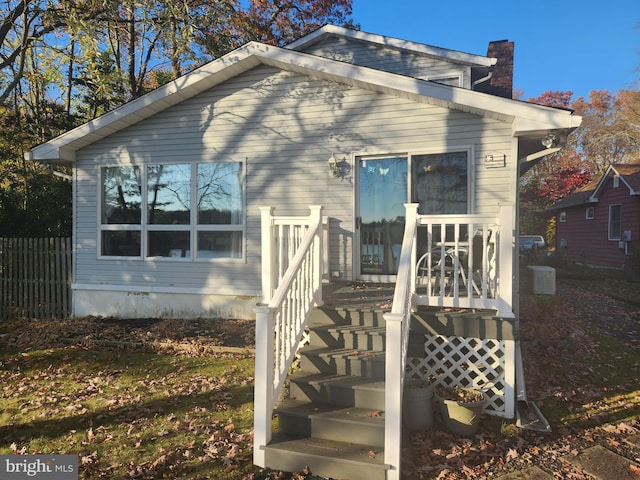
[286,25,497,67]
[610,161,640,193]
[27,29,581,165]
[549,160,640,210]
[547,181,598,210]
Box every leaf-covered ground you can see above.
[1,280,639,479]
[403,282,640,479]
[0,317,263,479]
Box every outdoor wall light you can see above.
[541,133,557,149]
[328,153,350,179]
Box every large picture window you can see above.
[100,162,244,259]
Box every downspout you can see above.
[472,71,492,90]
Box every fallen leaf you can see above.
[505,448,518,462]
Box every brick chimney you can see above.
[483,40,514,99]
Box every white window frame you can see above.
[419,69,464,88]
[608,204,622,240]
[585,206,594,220]
[409,146,474,214]
[559,211,567,223]
[98,161,246,261]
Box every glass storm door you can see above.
[358,157,408,278]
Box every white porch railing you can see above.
[383,204,418,480]
[413,204,514,318]
[253,205,324,467]
[253,203,514,477]
[384,203,514,480]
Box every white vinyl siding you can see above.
[302,36,471,89]
[73,65,516,294]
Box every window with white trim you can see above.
[559,211,567,223]
[411,150,469,214]
[608,204,622,240]
[585,206,594,220]
[100,162,244,259]
[429,76,462,87]
[418,71,464,87]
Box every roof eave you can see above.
[26,44,266,164]
[27,41,580,164]
[286,24,497,67]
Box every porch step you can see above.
[309,324,387,350]
[264,307,388,479]
[299,345,385,378]
[262,436,390,480]
[310,306,387,327]
[289,372,386,410]
[275,399,385,446]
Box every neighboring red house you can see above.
[549,160,640,270]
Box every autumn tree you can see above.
[0,0,356,236]
[520,88,640,241]
[572,89,640,174]
[0,102,73,236]
[224,0,357,47]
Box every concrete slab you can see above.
[493,466,554,479]
[562,445,640,480]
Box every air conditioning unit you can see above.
[527,266,556,295]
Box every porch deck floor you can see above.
[320,281,494,314]
[321,282,395,311]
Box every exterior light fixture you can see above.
[328,153,350,179]
[541,133,557,149]
[328,153,339,177]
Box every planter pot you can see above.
[403,380,434,430]
[435,386,487,436]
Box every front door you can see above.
[357,156,408,280]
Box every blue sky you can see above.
[351,0,639,100]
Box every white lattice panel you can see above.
[407,335,515,418]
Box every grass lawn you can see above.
[0,337,260,479]
[1,269,639,479]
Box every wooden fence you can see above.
[0,238,72,319]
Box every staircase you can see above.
[261,306,392,480]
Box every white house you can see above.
[28,25,580,480]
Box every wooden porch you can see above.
[320,280,517,417]
[253,205,517,480]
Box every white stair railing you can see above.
[253,205,324,467]
[384,203,419,480]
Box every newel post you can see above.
[383,312,404,480]
[497,204,515,318]
[253,304,275,467]
[308,205,324,306]
[259,206,275,303]
[406,203,419,288]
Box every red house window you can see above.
[608,204,622,240]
